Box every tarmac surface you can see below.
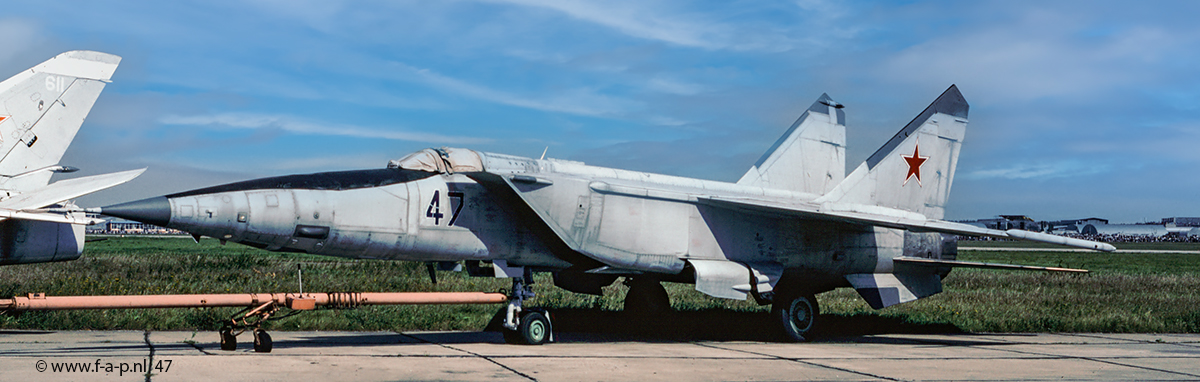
[1,330,1198,381]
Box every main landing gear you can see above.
[772,293,819,342]
[500,277,552,345]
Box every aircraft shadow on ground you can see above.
[250,308,966,350]
[483,308,964,343]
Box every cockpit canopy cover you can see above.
[388,147,484,173]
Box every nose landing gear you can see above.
[500,276,553,345]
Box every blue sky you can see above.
[3,1,1198,223]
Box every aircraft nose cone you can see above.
[100,196,171,227]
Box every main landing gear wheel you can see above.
[219,328,237,351]
[773,294,819,342]
[503,311,552,345]
[253,329,273,353]
[623,277,670,316]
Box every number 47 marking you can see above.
[426,190,464,226]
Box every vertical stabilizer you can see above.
[737,94,845,195]
[816,85,968,219]
[0,51,121,192]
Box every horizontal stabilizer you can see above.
[893,257,1088,273]
[0,168,145,211]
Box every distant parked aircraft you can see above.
[0,51,143,265]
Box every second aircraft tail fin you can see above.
[0,51,121,192]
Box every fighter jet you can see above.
[0,51,144,265]
[99,85,1112,344]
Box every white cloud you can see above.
[377,61,642,117]
[872,12,1195,103]
[1065,123,1200,164]
[158,113,492,145]
[261,154,387,172]
[646,116,688,126]
[492,0,733,50]
[486,0,836,52]
[243,0,350,33]
[645,77,706,96]
[962,160,1109,180]
[0,18,51,71]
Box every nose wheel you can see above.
[503,310,552,345]
[500,277,553,345]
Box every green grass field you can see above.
[1,237,1197,335]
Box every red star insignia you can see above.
[902,140,928,186]
[0,116,8,124]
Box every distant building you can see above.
[86,215,185,235]
[954,215,1041,231]
[959,215,1199,241]
[1045,217,1109,233]
[1161,217,1200,227]
[1080,223,1173,236]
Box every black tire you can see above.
[623,278,670,316]
[219,328,237,351]
[516,311,551,345]
[253,329,273,353]
[773,294,819,342]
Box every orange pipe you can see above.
[0,292,507,311]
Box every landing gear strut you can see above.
[773,293,819,342]
[501,276,552,345]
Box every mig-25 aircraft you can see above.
[0,51,144,265]
[99,85,1112,344]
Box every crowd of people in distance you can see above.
[959,233,1200,243]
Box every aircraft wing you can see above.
[0,168,145,211]
[696,195,1116,252]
